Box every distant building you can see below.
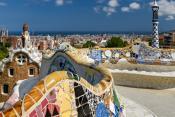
[38,40,48,51]
[162,34,171,48]
[158,32,175,49]
[170,31,175,45]
[0,28,8,38]
[99,40,107,47]
[6,36,19,48]
[0,28,8,46]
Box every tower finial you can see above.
[153,0,158,6]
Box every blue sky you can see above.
[0,0,175,32]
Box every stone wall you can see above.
[103,62,175,72]
[103,62,175,89]
[112,73,175,89]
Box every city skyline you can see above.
[0,0,175,32]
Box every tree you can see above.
[106,37,125,48]
[83,41,96,48]
[159,40,164,47]
[124,41,129,47]
[148,38,164,47]
[5,42,11,48]
[147,38,152,46]
[0,43,9,60]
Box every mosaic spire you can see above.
[152,0,159,48]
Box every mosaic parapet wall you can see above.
[0,50,123,117]
[89,43,175,65]
[134,43,175,65]
[40,50,104,85]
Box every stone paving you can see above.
[115,86,157,117]
[116,86,175,117]
[121,96,157,117]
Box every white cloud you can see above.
[55,0,72,6]
[94,0,119,16]
[121,2,140,12]
[56,0,64,6]
[129,2,140,10]
[0,2,7,6]
[108,0,118,8]
[166,15,175,21]
[103,6,116,15]
[150,0,175,20]
[121,7,130,12]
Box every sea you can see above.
[8,31,152,36]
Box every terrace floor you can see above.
[116,86,175,117]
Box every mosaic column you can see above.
[152,0,159,48]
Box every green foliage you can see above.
[159,40,164,46]
[124,41,129,47]
[0,43,9,60]
[83,41,96,48]
[5,42,11,48]
[106,37,125,48]
[148,38,164,47]
[148,38,152,46]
